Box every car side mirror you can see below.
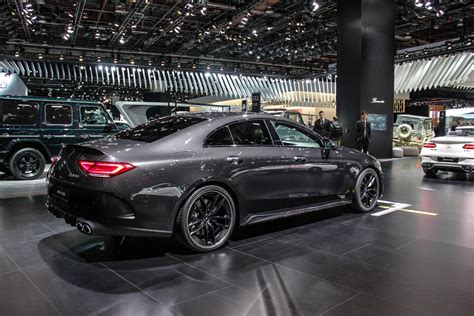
[323,138,335,150]
[105,123,115,132]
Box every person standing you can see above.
[355,111,371,154]
[450,118,463,132]
[313,111,331,138]
[329,116,343,145]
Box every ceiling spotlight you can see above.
[415,0,423,8]
[63,33,70,40]
[15,51,20,58]
[174,26,181,33]
[148,60,152,66]
[113,57,118,64]
[220,66,224,71]
[252,29,257,36]
[192,63,196,69]
[38,53,43,60]
[119,36,125,44]
[177,63,181,68]
[59,54,64,61]
[200,6,207,15]
[436,9,444,17]
[457,19,464,27]
[161,60,165,66]
[95,31,100,39]
[130,58,135,65]
[206,64,210,70]
[425,1,432,10]
[79,55,84,62]
[97,56,101,62]
[241,17,248,25]
[311,1,320,11]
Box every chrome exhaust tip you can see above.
[82,223,92,235]
[76,222,84,232]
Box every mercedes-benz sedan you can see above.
[46,112,383,252]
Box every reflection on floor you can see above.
[0,158,473,315]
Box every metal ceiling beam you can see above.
[133,0,182,48]
[108,0,147,47]
[71,0,87,45]
[14,0,32,42]
[8,41,313,71]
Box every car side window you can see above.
[205,126,233,146]
[228,120,272,146]
[273,121,321,148]
[45,104,72,125]
[0,100,38,125]
[80,105,108,126]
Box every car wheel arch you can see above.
[172,178,243,231]
[5,140,52,163]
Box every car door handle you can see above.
[226,156,243,164]
[79,134,91,139]
[42,134,53,139]
[293,156,307,162]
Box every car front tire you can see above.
[176,185,236,252]
[8,148,46,180]
[351,168,381,212]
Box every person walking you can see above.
[355,111,371,154]
[313,111,331,138]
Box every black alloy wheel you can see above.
[9,148,46,180]
[352,168,380,212]
[177,185,236,252]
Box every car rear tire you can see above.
[176,185,236,252]
[423,169,438,177]
[8,148,46,180]
[351,168,380,212]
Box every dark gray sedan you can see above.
[46,112,383,252]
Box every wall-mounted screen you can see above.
[368,113,387,131]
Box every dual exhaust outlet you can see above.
[76,221,92,235]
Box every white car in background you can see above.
[420,126,474,177]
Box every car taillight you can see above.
[78,160,135,177]
[51,156,59,167]
[463,144,474,150]
[423,143,436,148]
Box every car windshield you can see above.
[456,128,474,136]
[115,116,205,143]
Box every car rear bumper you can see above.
[46,177,173,237]
[421,156,474,173]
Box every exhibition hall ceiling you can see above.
[0,0,473,77]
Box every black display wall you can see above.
[336,0,395,158]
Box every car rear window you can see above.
[115,116,205,143]
[0,100,38,125]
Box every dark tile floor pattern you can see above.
[0,158,473,315]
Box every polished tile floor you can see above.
[0,158,473,315]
